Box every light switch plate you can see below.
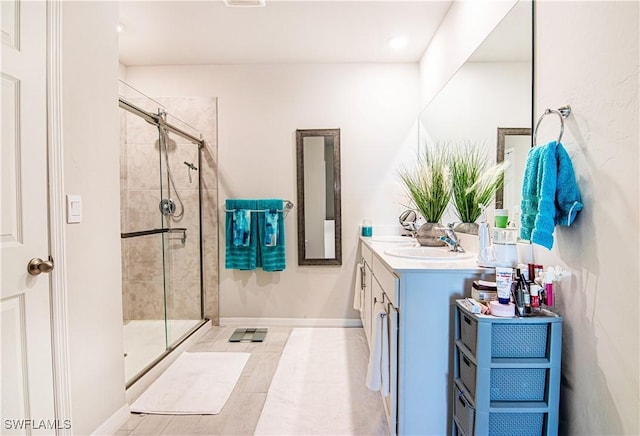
[66,194,82,223]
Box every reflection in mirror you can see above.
[496,127,531,210]
[296,129,341,265]
[418,1,533,225]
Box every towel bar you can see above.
[533,105,572,146]
[224,199,294,215]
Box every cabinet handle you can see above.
[360,265,366,290]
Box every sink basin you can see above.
[367,236,417,245]
[384,246,475,261]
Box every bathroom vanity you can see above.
[359,237,493,436]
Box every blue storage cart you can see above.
[453,300,562,436]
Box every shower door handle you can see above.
[27,257,55,276]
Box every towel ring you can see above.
[533,105,572,146]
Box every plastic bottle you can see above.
[545,267,556,308]
[477,204,494,264]
[496,267,513,305]
[361,219,372,237]
[508,205,521,229]
[530,284,541,309]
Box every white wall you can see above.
[61,2,126,434]
[125,64,419,320]
[533,2,639,434]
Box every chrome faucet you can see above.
[439,224,465,252]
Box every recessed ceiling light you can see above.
[388,36,409,50]
[223,0,266,6]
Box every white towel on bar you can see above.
[366,301,389,396]
[353,262,364,311]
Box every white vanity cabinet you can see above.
[360,239,492,436]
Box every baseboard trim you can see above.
[91,404,130,436]
[220,317,363,328]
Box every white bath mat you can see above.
[130,351,249,415]
[254,328,389,435]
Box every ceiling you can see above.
[118,1,453,66]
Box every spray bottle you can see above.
[477,204,494,266]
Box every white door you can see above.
[1,0,56,433]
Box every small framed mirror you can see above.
[496,127,532,210]
[296,128,342,266]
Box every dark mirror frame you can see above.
[496,127,532,209]
[295,128,342,266]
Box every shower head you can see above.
[184,161,198,171]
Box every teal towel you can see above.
[232,209,251,247]
[520,141,582,249]
[225,199,257,270]
[264,209,278,247]
[256,199,286,271]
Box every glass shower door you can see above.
[120,107,170,384]
[157,120,203,349]
[119,89,207,387]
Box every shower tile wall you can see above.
[120,97,219,325]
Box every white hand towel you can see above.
[366,301,389,396]
[353,263,364,311]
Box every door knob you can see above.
[27,257,55,276]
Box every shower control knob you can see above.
[27,257,55,276]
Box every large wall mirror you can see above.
[296,129,342,266]
[418,1,533,225]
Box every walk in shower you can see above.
[118,82,218,386]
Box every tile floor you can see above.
[117,325,296,435]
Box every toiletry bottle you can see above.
[361,219,372,237]
[496,267,513,305]
[545,267,555,308]
[523,288,531,314]
[527,263,536,282]
[508,205,521,229]
[530,284,540,309]
[514,277,524,316]
[477,204,494,264]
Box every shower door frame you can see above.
[119,97,207,388]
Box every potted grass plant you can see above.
[399,145,451,246]
[450,144,507,234]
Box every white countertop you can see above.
[360,235,493,274]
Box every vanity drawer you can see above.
[459,309,478,356]
[372,256,398,306]
[457,347,477,398]
[453,386,475,436]
[457,307,551,359]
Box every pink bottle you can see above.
[545,268,556,308]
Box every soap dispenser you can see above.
[477,204,495,267]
